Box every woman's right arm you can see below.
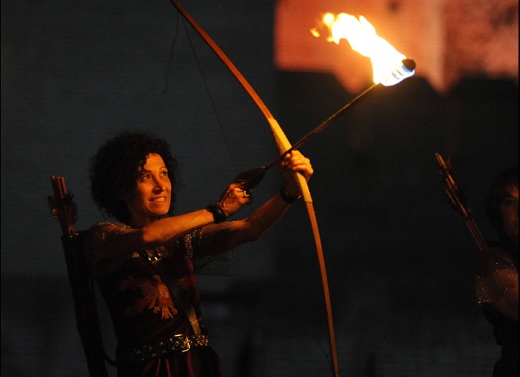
[85,183,251,264]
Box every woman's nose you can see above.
[152,177,166,191]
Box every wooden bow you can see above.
[168,1,339,375]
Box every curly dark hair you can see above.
[89,131,178,223]
[485,167,518,234]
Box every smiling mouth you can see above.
[151,197,167,202]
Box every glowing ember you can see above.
[311,13,415,86]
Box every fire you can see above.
[311,13,415,86]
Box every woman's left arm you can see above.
[196,150,313,256]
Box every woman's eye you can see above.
[502,198,518,206]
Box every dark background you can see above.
[1,1,518,376]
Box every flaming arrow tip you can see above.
[379,58,416,87]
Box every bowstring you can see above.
[162,12,238,173]
[161,11,179,96]
[162,8,252,278]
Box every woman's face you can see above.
[124,153,172,227]
[499,184,519,244]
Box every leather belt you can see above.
[130,334,209,362]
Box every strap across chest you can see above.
[141,249,201,335]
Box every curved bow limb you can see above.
[169,1,339,376]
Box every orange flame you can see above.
[311,13,414,86]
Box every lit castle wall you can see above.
[274,0,518,93]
